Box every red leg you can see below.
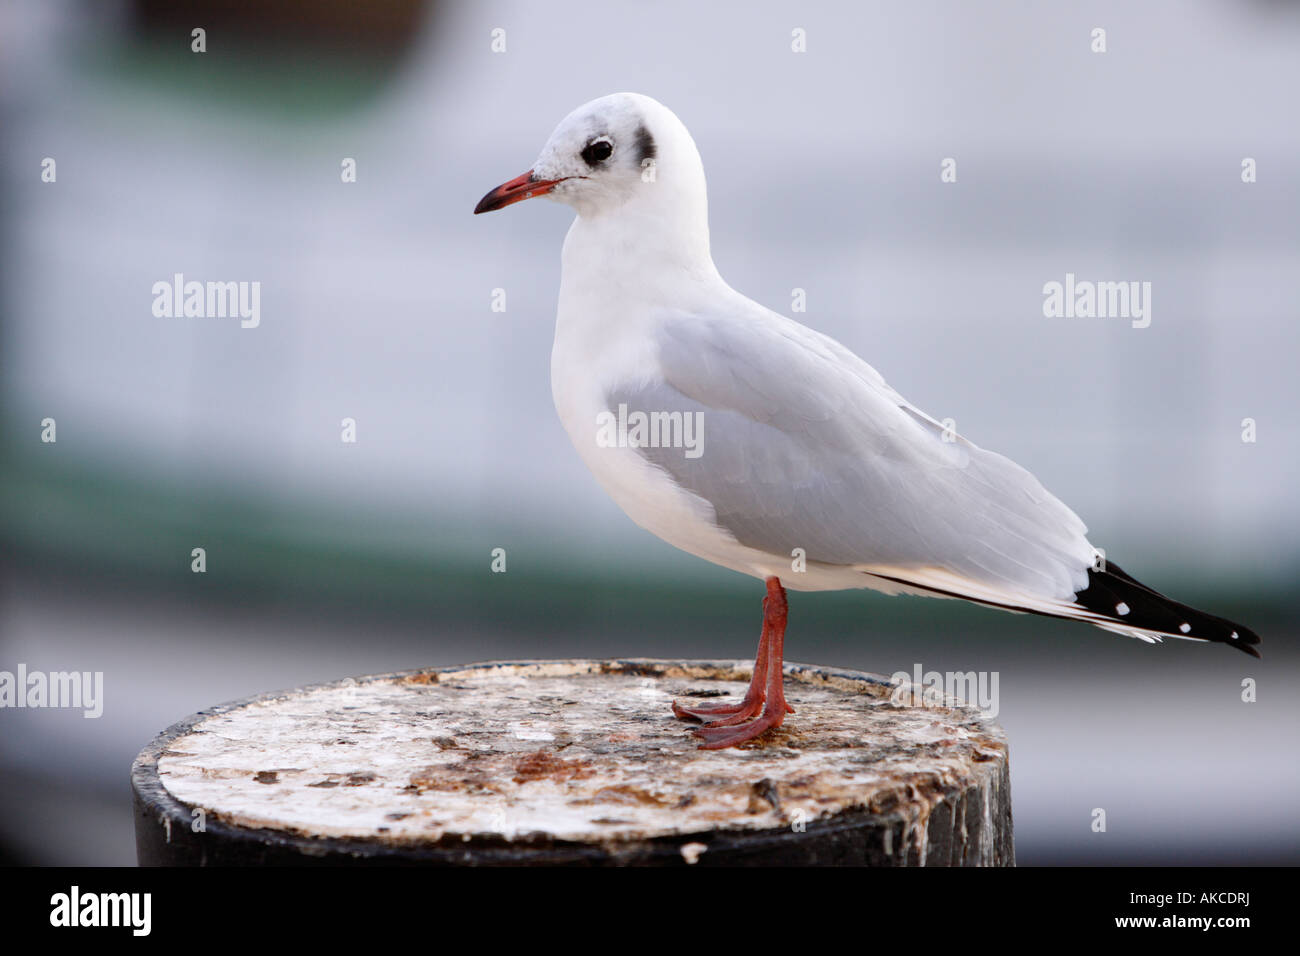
[672,598,770,723]
[689,577,794,749]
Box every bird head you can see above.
[473,92,705,222]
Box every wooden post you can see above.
[132,659,1014,866]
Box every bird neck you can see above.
[561,191,720,305]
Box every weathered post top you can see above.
[132,659,1013,866]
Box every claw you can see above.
[673,576,792,750]
[693,707,787,749]
[672,696,759,722]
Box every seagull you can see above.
[473,92,1262,749]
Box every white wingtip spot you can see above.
[1179,623,1191,634]
[1115,602,1130,616]
[1231,631,1239,640]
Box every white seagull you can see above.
[474,92,1261,749]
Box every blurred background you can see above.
[2,0,1297,865]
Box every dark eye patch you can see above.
[581,138,614,165]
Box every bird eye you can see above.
[581,138,614,165]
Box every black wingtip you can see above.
[1076,561,1262,658]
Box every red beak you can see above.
[473,170,565,214]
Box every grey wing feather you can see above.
[608,311,1095,601]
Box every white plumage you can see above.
[473,90,1260,744]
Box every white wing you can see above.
[608,302,1097,606]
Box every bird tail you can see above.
[866,560,1262,658]
[1069,561,1262,658]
